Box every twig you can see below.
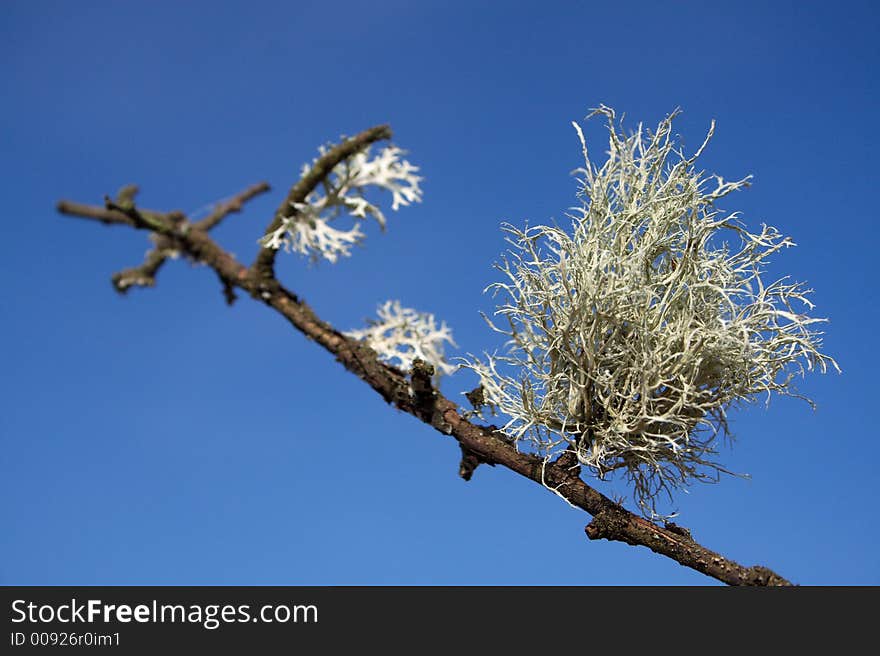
[61,182,268,294]
[56,200,137,227]
[111,243,173,293]
[251,124,393,283]
[103,196,170,232]
[195,182,271,231]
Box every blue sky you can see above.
[2,0,877,585]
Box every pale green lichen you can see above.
[465,106,839,516]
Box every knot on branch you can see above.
[409,359,455,436]
[458,444,497,481]
[410,358,436,421]
[458,446,481,481]
[585,507,634,544]
[116,184,139,207]
[218,273,238,306]
[663,521,694,542]
[465,385,485,410]
[249,277,282,303]
[552,448,582,478]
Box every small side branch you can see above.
[60,183,265,296]
[195,182,271,231]
[57,200,139,227]
[409,358,436,423]
[458,444,496,481]
[251,124,393,282]
[218,271,238,305]
[111,239,175,293]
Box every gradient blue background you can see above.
[2,0,877,585]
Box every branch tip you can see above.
[196,181,272,231]
[458,444,495,481]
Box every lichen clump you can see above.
[466,106,838,515]
[347,300,457,377]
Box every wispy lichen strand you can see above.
[464,106,839,515]
[261,145,422,263]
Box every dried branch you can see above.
[258,283,791,586]
[57,128,796,586]
[56,200,138,227]
[61,182,269,295]
[195,181,271,231]
[103,196,172,233]
[111,240,173,293]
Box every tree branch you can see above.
[111,240,173,293]
[103,196,174,233]
[250,125,393,284]
[56,200,138,227]
[57,133,794,586]
[245,282,793,586]
[195,181,271,231]
[60,182,268,296]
